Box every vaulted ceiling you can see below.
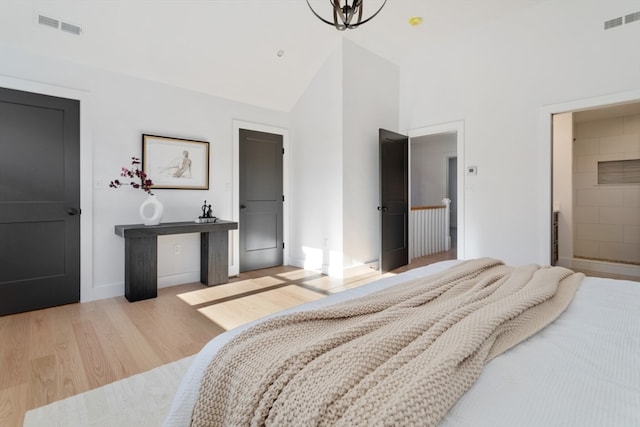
[0,0,548,111]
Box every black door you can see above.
[239,129,283,272]
[448,156,458,246]
[379,128,409,272]
[0,87,80,316]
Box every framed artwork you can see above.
[142,134,209,190]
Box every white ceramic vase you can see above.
[139,194,164,226]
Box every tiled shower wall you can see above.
[573,113,640,265]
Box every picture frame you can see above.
[142,134,209,190]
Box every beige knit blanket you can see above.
[190,258,583,427]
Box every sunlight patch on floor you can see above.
[176,276,285,306]
[197,285,326,330]
[326,271,397,293]
[302,266,395,294]
[274,269,324,281]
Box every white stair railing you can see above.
[410,198,451,258]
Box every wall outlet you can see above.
[174,244,181,255]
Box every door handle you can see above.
[240,205,247,210]
[377,206,388,212]
[67,208,80,216]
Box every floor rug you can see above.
[23,356,194,427]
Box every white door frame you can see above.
[539,89,640,264]
[405,121,465,259]
[232,120,290,276]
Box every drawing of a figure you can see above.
[173,150,192,177]
[161,150,193,178]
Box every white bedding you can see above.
[163,260,640,427]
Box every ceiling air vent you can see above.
[625,11,640,24]
[36,12,82,35]
[60,22,82,35]
[604,17,623,30]
[38,14,59,29]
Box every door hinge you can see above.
[282,195,285,202]
[282,148,285,155]
[282,242,285,249]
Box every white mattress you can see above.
[163,260,640,426]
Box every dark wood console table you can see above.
[114,220,238,302]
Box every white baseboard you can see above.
[157,271,200,288]
[288,256,377,278]
[365,259,379,270]
[81,282,122,302]
[81,271,201,303]
[288,256,308,270]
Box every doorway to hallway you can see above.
[408,121,464,262]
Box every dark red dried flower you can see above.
[109,157,154,195]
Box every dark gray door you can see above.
[0,87,80,316]
[379,128,409,272]
[239,129,283,272]
[448,156,458,229]
[448,156,458,248]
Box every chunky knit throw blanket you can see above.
[190,258,583,427]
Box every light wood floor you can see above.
[0,249,455,427]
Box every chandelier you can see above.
[306,0,387,31]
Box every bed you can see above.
[163,258,640,427]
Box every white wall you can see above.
[410,133,457,207]
[0,44,288,301]
[400,0,640,265]
[342,39,399,269]
[289,39,399,275]
[289,43,344,273]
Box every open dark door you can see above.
[0,87,81,316]
[239,129,283,272]
[379,128,409,272]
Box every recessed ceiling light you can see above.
[409,16,423,26]
[277,49,285,58]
